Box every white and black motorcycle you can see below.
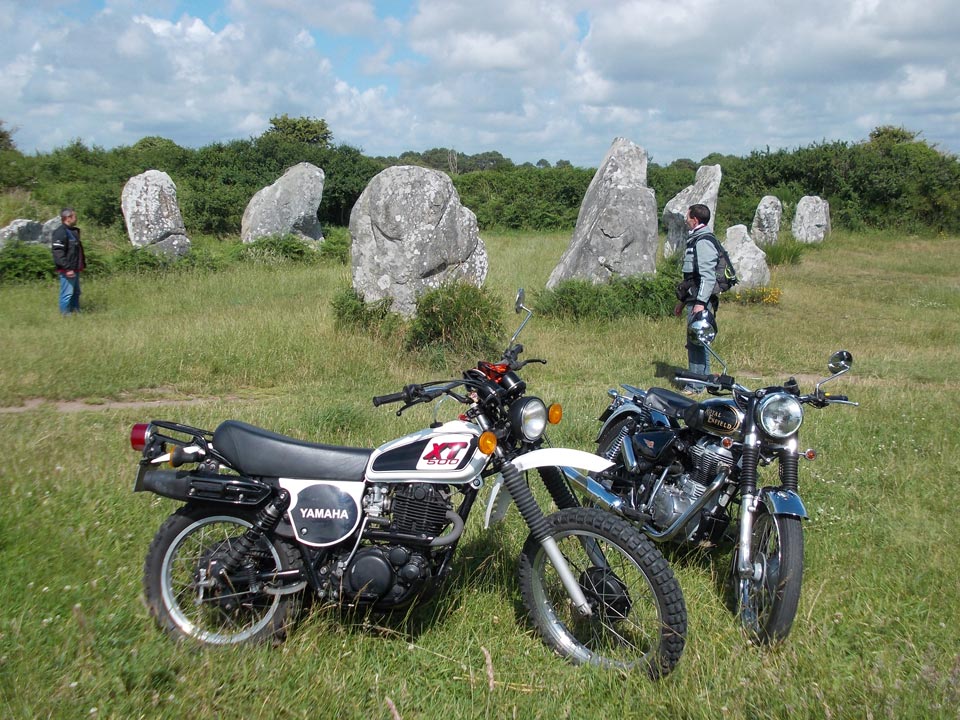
[130,291,687,676]
[550,315,857,644]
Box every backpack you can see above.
[691,232,739,293]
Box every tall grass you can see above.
[1,230,958,719]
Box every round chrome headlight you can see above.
[511,397,548,442]
[756,393,803,438]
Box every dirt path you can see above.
[0,395,237,414]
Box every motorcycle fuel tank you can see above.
[366,420,488,485]
[684,398,744,437]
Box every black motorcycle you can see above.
[130,290,686,676]
[554,320,857,643]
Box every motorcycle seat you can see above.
[213,420,372,481]
[643,387,698,419]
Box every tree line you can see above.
[1,118,957,235]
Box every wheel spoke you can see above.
[160,516,284,644]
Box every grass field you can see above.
[1,229,958,719]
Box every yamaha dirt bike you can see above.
[130,290,686,676]
[555,322,856,643]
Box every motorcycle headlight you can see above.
[510,397,548,442]
[756,393,803,438]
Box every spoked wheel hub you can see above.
[579,566,633,621]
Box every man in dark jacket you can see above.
[51,207,86,315]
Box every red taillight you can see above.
[130,423,151,451]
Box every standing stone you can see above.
[662,164,722,256]
[41,217,61,245]
[121,169,191,257]
[0,219,43,250]
[350,165,488,318]
[792,196,831,243]
[724,225,769,288]
[751,195,782,247]
[241,162,325,244]
[546,137,657,289]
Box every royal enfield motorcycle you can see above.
[552,317,857,644]
[130,290,687,676]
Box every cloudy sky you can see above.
[2,0,958,167]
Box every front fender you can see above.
[511,447,613,474]
[483,449,612,529]
[759,487,808,519]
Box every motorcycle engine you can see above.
[650,438,735,541]
[338,483,452,607]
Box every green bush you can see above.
[107,247,170,275]
[236,234,322,265]
[765,238,807,266]
[331,286,399,335]
[0,241,55,283]
[406,283,505,360]
[319,226,350,264]
[536,261,681,320]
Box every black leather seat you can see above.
[213,420,372,481]
[643,387,698,419]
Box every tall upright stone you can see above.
[662,164,722,256]
[121,169,191,257]
[241,162,325,244]
[751,195,782,246]
[724,225,770,288]
[546,137,658,289]
[350,166,488,318]
[792,196,831,243]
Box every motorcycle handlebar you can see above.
[674,370,735,390]
[372,390,408,407]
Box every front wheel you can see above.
[518,507,687,678]
[143,504,304,645]
[732,506,804,644]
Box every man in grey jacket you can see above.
[51,207,86,315]
[678,204,719,395]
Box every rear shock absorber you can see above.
[217,490,291,579]
[602,418,636,461]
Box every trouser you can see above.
[685,299,718,377]
[58,273,81,314]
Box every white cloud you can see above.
[0,0,957,167]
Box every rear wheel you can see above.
[732,506,803,644]
[518,507,686,678]
[143,504,304,645]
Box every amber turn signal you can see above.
[548,403,562,425]
[478,431,498,455]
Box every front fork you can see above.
[736,440,805,580]
[498,459,593,617]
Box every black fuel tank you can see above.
[683,398,744,437]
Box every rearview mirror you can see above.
[515,288,526,314]
[828,350,853,374]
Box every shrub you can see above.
[0,241,55,283]
[319,226,350,265]
[236,234,322,265]
[331,286,400,336]
[406,283,504,360]
[765,238,807,266]
[731,286,782,305]
[107,247,170,275]
[535,260,681,321]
